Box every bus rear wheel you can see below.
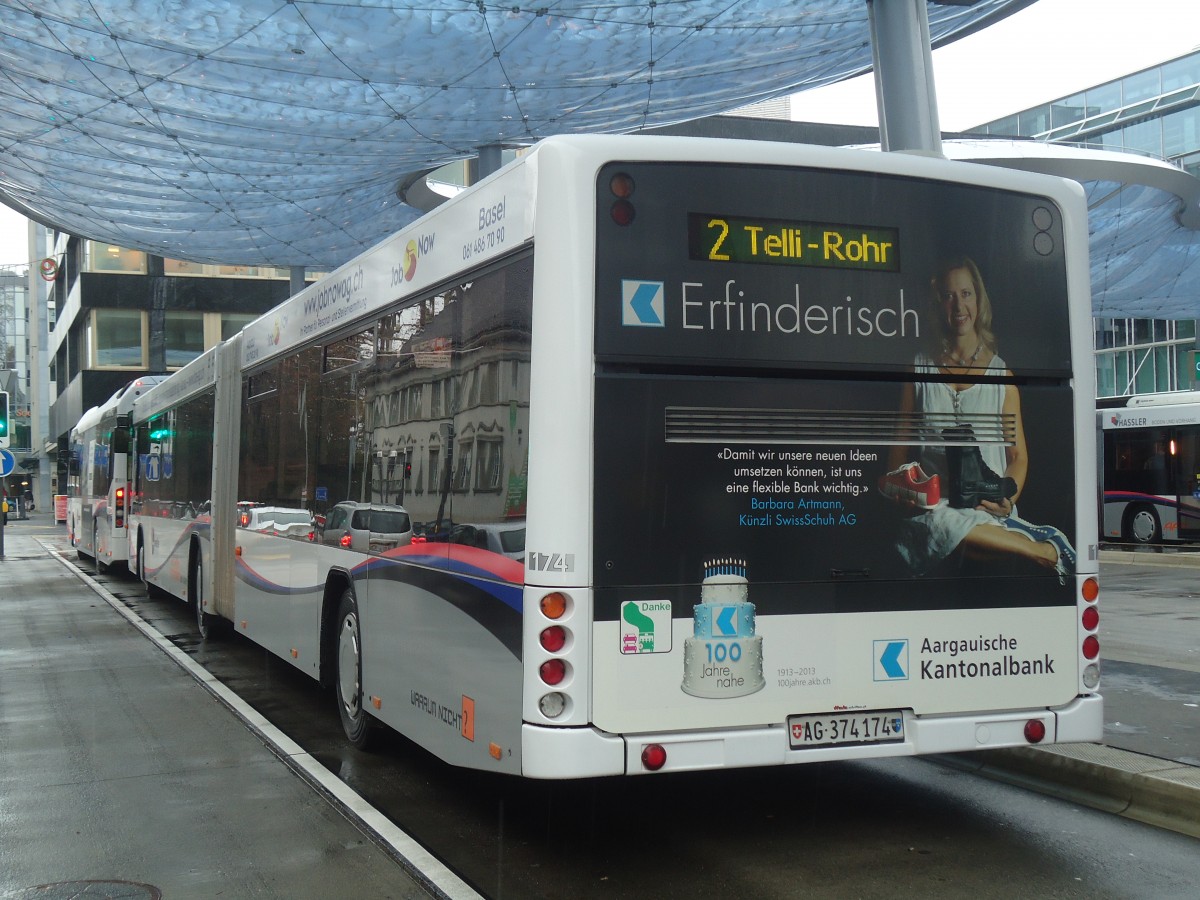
[1124,505,1161,544]
[192,551,220,639]
[93,524,107,574]
[335,589,375,750]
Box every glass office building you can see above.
[973,50,1200,401]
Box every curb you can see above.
[936,743,1200,839]
[1100,548,1200,569]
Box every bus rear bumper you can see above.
[521,694,1103,778]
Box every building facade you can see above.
[973,49,1200,403]
[46,235,303,499]
[0,268,30,450]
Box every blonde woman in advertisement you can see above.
[880,256,1075,581]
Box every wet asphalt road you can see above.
[18,524,1200,899]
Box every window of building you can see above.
[1094,317,1199,399]
[164,311,205,368]
[84,241,146,274]
[221,313,257,341]
[427,446,441,494]
[163,258,296,280]
[985,114,1018,136]
[1085,82,1122,115]
[1122,68,1162,105]
[475,437,503,491]
[453,438,473,492]
[1120,119,1163,157]
[1161,54,1200,92]
[1162,107,1199,159]
[1017,104,1052,135]
[87,309,147,368]
[1050,94,1089,129]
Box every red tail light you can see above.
[539,626,567,653]
[114,487,125,528]
[339,533,352,548]
[539,658,566,685]
[641,744,667,771]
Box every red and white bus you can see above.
[1100,391,1200,544]
[120,134,1101,777]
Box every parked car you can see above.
[448,521,526,560]
[320,502,412,553]
[239,505,316,540]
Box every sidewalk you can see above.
[0,518,455,900]
[941,547,1200,839]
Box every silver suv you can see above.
[321,502,412,553]
[239,505,315,540]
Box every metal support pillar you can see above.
[868,0,943,156]
[290,266,306,297]
[476,145,505,180]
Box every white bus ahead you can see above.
[66,377,163,571]
[124,134,1102,777]
[1099,391,1200,544]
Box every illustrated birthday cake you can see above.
[681,559,765,698]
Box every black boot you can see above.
[943,426,1017,509]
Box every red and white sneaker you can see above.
[878,463,941,508]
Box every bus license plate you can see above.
[788,711,905,749]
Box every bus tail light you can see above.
[539,625,567,653]
[538,692,567,718]
[1080,576,1101,687]
[1023,719,1046,744]
[641,743,667,771]
[114,487,125,528]
[539,591,568,619]
[609,172,635,226]
[539,658,567,685]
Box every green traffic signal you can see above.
[0,390,9,448]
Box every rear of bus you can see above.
[519,136,1102,777]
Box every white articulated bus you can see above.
[65,376,163,571]
[124,134,1102,777]
[1099,391,1200,544]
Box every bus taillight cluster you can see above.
[609,172,635,226]
[536,591,574,719]
[1081,576,1101,690]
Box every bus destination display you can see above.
[688,212,900,272]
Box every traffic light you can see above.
[0,391,9,449]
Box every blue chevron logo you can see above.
[622,280,665,326]
[873,639,909,681]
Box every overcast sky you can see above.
[792,0,1197,130]
[1,0,1195,268]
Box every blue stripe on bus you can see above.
[232,545,525,654]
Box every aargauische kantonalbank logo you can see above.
[622,279,665,327]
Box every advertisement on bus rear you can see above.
[590,161,1081,727]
